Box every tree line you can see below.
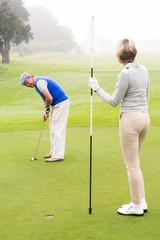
[0,0,77,63]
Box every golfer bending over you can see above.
[20,73,70,162]
[89,39,150,216]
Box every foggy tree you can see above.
[0,0,33,63]
[16,6,77,53]
[5,0,30,21]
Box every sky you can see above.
[23,0,160,53]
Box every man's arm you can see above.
[36,80,53,120]
[43,89,53,108]
[42,90,53,121]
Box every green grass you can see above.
[1,52,160,240]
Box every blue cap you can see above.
[20,72,30,85]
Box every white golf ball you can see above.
[31,157,34,161]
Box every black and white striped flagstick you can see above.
[89,15,94,215]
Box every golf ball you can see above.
[31,157,35,161]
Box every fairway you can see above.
[1,52,160,240]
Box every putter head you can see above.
[30,157,37,161]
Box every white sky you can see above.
[23,0,160,52]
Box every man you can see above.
[20,72,70,162]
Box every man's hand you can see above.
[88,76,100,91]
[45,107,50,114]
[43,113,49,121]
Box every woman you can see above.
[88,39,150,216]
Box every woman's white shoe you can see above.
[122,200,148,213]
[117,203,144,216]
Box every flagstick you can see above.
[89,15,94,215]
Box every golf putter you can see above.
[31,120,45,161]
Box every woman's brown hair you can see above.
[116,39,137,63]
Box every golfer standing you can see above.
[89,39,150,216]
[20,73,70,162]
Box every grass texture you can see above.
[0,52,160,240]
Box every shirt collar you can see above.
[125,62,140,69]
